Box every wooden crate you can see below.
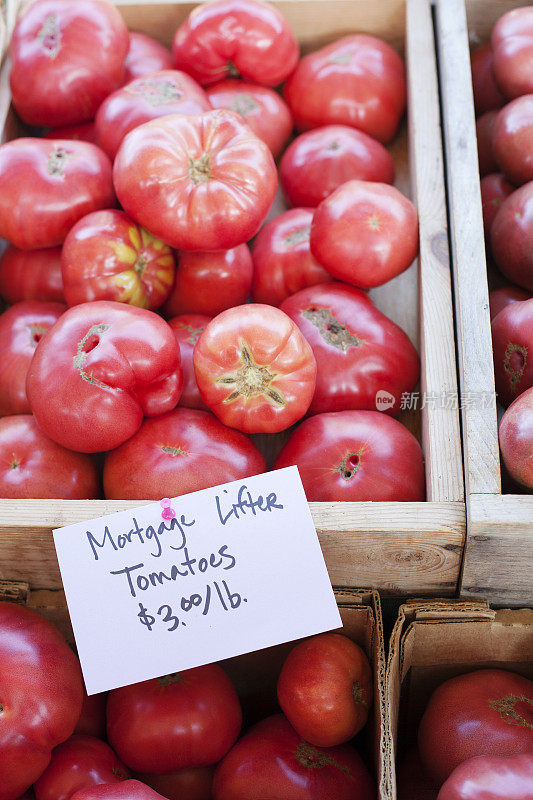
[0,0,464,596]
[435,0,533,607]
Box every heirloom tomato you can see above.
[476,110,498,177]
[71,783,166,800]
[492,7,533,99]
[499,386,533,490]
[26,301,182,453]
[0,138,114,250]
[491,182,533,291]
[44,124,99,145]
[124,32,173,82]
[480,174,513,234]
[169,315,211,410]
[74,690,107,739]
[135,768,215,800]
[493,95,533,186]
[437,753,533,800]
[114,110,277,251]
[277,633,373,747]
[491,298,533,406]
[273,410,425,501]
[193,304,316,433]
[9,0,129,126]
[0,602,83,800]
[61,210,175,309]
[418,669,533,785]
[172,0,299,86]
[470,43,506,117]
[489,285,530,319]
[0,246,64,304]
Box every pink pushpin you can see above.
[160,497,176,520]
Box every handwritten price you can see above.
[137,579,247,632]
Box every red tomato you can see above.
[491,182,533,291]
[310,180,419,289]
[277,633,373,747]
[493,96,533,186]
[273,409,425,501]
[0,138,114,250]
[470,43,506,117]
[74,690,107,739]
[499,386,533,490]
[279,125,395,208]
[61,210,175,309]
[480,174,514,235]
[172,0,299,87]
[492,298,533,406]
[251,209,332,306]
[96,71,212,159]
[437,753,533,800]
[418,669,533,785]
[492,7,533,99]
[107,666,242,774]
[280,283,420,416]
[124,32,173,83]
[0,602,83,799]
[193,304,316,433]
[26,301,182,453]
[103,406,265,499]
[9,0,128,126]
[213,714,375,800]
[489,285,530,320]
[0,300,65,415]
[34,735,129,800]
[114,110,277,251]
[168,315,211,410]
[163,246,253,318]
[71,782,166,800]
[284,35,406,143]
[0,246,64,304]
[476,110,498,177]
[44,124,100,145]
[0,416,98,499]
[207,80,292,158]
[135,767,214,800]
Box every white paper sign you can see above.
[53,466,341,695]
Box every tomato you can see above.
[61,210,175,309]
[124,32,173,83]
[96,71,212,159]
[168,315,211,410]
[0,300,65,415]
[213,713,374,800]
[107,666,242,774]
[280,283,420,416]
[491,182,533,291]
[44,124,100,145]
[284,35,406,143]
[437,753,533,800]
[0,246,64,304]
[34,735,130,800]
[207,80,292,158]
[0,602,83,800]
[163,246,253,318]
[114,110,277,251]
[499,386,533,490]
[26,301,182,453]
[135,768,214,800]
[470,43,506,117]
[193,304,316,433]
[74,690,107,739]
[492,7,533,99]
[0,138,114,250]
[476,110,498,177]
[492,298,533,406]
[279,125,395,209]
[172,0,299,87]
[277,633,372,747]
[71,783,166,800]
[9,0,129,126]
[493,96,533,186]
[418,669,533,786]
[480,174,514,235]
[103,406,265,499]
[310,180,419,289]
[273,409,425,501]
[489,285,530,320]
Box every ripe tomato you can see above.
[207,80,292,158]
[480,174,513,235]
[0,138,114,250]
[499,386,533,490]
[280,283,420,416]
[476,110,498,177]
[172,0,299,87]
[493,96,533,186]
[107,666,242,774]
[213,714,375,800]
[277,633,372,747]
[310,180,419,289]
[279,125,395,208]
[96,71,212,159]
[418,669,533,785]
[273,409,425,501]
[437,753,533,800]
[284,35,406,143]
[61,210,175,309]
[135,768,214,800]
[251,209,332,306]
[124,32,173,83]
[168,315,211,410]
[163,246,253,318]
[489,285,530,320]
[491,182,533,291]
[26,301,182,453]
[114,110,277,251]
[491,298,533,406]
[0,416,98,499]
[0,602,83,800]
[470,43,506,117]
[0,300,65,415]
[74,690,107,739]
[492,7,533,99]
[103,407,265,499]
[34,735,129,800]
[9,0,129,126]
[0,246,64,304]
[44,124,100,146]
[193,304,316,433]
[71,783,166,800]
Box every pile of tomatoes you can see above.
[0,601,376,800]
[0,0,426,503]
[472,5,533,491]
